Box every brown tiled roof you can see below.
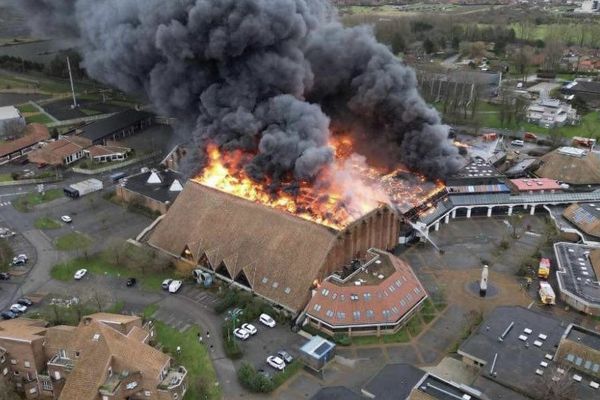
[591,249,600,279]
[305,251,427,327]
[127,326,149,343]
[59,319,170,400]
[0,123,49,157]
[85,313,141,325]
[44,325,76,357]
[148,181,340,312]
[0,318,47,342]
[86,144,130,157]
[27,138,83,165]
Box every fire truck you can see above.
[539,281,556,305]
[537,258,551,279]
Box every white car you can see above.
[161,279,173,290]
[259,313,276,328]
[241,323,257,335]
[266,355,285,371]
[168,280,182,293]
[10,304,27,314]
[233,328,250,340]
[74,269,87,280]
[61,215,72,223]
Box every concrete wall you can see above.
[115,185,169,215]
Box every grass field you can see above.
[51,255,175,291]
[25,113,53,124]
[13,188,63,212]
[154,322,221,400]
[16,103,38,114]
[0,173,14,182]
[34,216,61,230]
[54,232,93,251]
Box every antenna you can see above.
[67,56,78,109]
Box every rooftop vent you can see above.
[169,179,183,192]
[147,171,162,184]
[92,333,100,341]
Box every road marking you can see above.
[179,323,191,333]
[527,301,535,309]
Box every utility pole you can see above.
[66,56,78,109]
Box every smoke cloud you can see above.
[14,0,462,180]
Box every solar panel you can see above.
[314,342,331,357]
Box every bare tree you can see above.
[0,376,20,400]
[534,365,576,400]
[90,289,108,312]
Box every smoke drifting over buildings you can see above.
[15,0,462,180]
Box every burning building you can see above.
[148,180,403,313]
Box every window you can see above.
[353,311,361,321]
[366,310,374,320]
[41,379,52,391]
[326,310,334,318]
[261,277,268,284]
[2,368,7,376]
[24,361,30,368]
[75,351,80,357]
[331,293,337,300]
[313,304,322,312]
[54,371,61,380]
[382,310,391,320]
[336,312,345,320]
[284,287,291,294]
[321,288,330,296]
[363,293,371,301]
[29,388,37,394]
[103,396,109,400]
[144,391,151,397]
[10,360,16,365]
[126,381,138,390]
[13,370,19,376]
[272,282,278,289]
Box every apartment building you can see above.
[0,313,187,400]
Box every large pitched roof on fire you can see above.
[148,180,401,312]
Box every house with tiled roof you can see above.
[0,123,50,163]
[0,313,187,400]
[304,249,427,337]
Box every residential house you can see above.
[27,136,89,167]
[0,313,187,400]
[0,124,50,164]
[526,98,579,128]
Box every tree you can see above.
[512,45,533,83]
[548,126,563,149]
[534,365,576,400]
[423,38,436,54]
[390,34,406,55]
[508,213,523,239]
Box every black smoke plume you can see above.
[14,0,462,180]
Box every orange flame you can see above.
[194,136,445,229]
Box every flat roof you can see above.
[510,178,562,192]
[362,363,425,400]
[450,159,503,180]
[458,306,565,394]
[554,242,600,306]
[311,387,362,400]
[565,324,600,352]
[415,374,484,400]
[0,105,21,120]
[300,335,335,358]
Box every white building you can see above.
[526,98,579,128]
[575,0,600,13]
[0,106,25,136]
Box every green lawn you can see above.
[54,232,93,251]
[13,188,63,212]
[154,322,221,400]
[16,103,38,114]
[51,255,174,291]
[25,113,53,124]
[0,173,13,182]
[34,216,61,230]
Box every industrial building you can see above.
[304,249,427,337]
[535,147,600,185]
[563,203,600,240]
[68,109,154,145]
[147,180,403,314]
[554,242,600,316]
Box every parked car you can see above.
[74,269,87,280]
[266,355,285,371]
[241,323,257,335]
[61,215,72,223]
[233,328,250,340]
[126,278,137,287]
[259,313,276,328]
[277,350,293,364]
[10,304,27,314]
[1,310,17,320]
[511,139,524,147]
[161,279,173,290]
[168,280,182,293]
[0,272,10,280]
[11,258,26,266]
[16,298,33,307]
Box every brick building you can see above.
[0,313,187,399]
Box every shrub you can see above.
[499,239,510,250]
[237,362,274,393]
[332,333,351,346]
[221,322,243,359]
[214,289,239,314]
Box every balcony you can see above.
[158,366,187,390]
[47,354,74,371]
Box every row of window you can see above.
[565,353,600,373]
[9,359,31,368]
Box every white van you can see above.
[511,139,524,147]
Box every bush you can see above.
[237,362,274,393]
[332,333,351,346]
[214,289,240,314]
[499,239,510,250]
[221,322,243,359]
